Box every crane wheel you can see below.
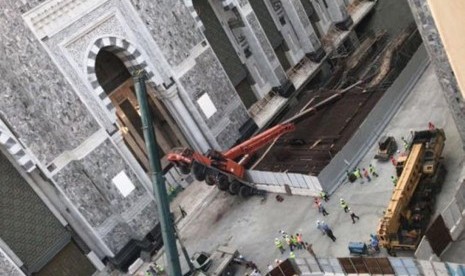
[229,181,241,195]
[179,165,191,175]
[192,162,206,181]
[205,171,217,186]
[216,174,230,191]
[239,185,251,198]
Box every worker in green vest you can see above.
[275,238,285,254]
[401,136,409,151]
[289,251,296,259]
[368,164,379,177]
[290,235,298,251]
[391,175,398,186]
[340,198,349,213]
[353,168,364,184]
[319,191,329,202]
[154,263,164,274]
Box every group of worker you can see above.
[145,263,164,276]
[347,164,379,184]
[274,231,306,256]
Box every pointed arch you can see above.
[0,126,35,172]
[85,36,157,112]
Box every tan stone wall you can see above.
[427,0,465,98]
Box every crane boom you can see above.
[223,123,295,160]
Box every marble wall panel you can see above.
[178,48,249,148]
[129,0,204,67]
[0,249,23,276]
[53,139,158,252]
[291,0,311,28]
[102,222,132,253]
[246,13,277,63]
[53,139,154,225]
[0,1,100,165]
[215,105,250,147]
[126,202,159,241]
[53,161,114,227]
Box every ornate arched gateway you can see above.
[85,36,188,170]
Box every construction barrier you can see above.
[415,180,465,261]
[246,170,322,196]
[441,180,465,241]
[318,44,430,193]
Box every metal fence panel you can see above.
[246,170,322,195]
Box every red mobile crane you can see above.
[168,83,360,197]
[168,123,295,195]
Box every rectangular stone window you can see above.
[197,93,217,119]
[112,171,135,197]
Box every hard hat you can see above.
[275,238,279,241]
[316,220,321,224]
[340,198,344,201]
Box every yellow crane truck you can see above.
[377,128,447,255]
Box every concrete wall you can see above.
[415,180,465,262]
[408,0,465,150]
[415,237,441,262]
[441,180,465,241]
[318,44,430,193]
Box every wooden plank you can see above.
[115,106,147,155]
[116,118,150,171]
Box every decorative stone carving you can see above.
[23,0,109,40]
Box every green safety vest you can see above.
[291,236,298,245]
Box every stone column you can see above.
[407,0,465,148]
[325,0,353,30]
[310,0,332,35]
[281,0,326,61]
[158,86,211,153]
[208,0,294,98]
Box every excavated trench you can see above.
[253,26,422,176]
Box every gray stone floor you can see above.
[167,64,465,274]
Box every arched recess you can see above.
[85,36,188,171]
[0,126,35,172]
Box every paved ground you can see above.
[165,64,465,274]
